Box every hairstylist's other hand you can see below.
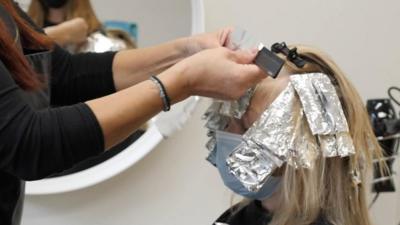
[175,47,265,100]
[60,18,88,44]
[45,17,88,46]
[184,27,233,56]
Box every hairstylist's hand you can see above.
[45,17,88,46]
[184,27,233,56]
[168,47,265,101]
[60,18,88,44]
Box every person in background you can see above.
[28,0,136,53]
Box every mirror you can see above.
[23,0,204,195]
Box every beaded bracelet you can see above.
[149,76,171,112]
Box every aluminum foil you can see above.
[226,140,280,191]
[203,73,356,192]
[242,84,299,159]
[290,73,355,158]
[74,31,128,53]
[318,133,355,157]
[289,111,320,168]
[219,88,255,119]
[203,102,230,132]
[290,73,349,135]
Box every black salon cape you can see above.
[0,4,117,225]
[214,201,332,225]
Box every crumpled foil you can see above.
[243,84,299,159]
[219,88,255,119]
[75,31,128,53]
[203,73,356,192]
[226,140,280,191]
[202,90,255,145]
[290,73,349,135]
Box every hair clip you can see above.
[271,42,306,68]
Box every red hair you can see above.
[0,0,53,90]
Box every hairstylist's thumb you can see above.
[232,49,266,85]
[237,63,266,85]
[231,48,258,64]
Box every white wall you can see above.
[21,0,400,225]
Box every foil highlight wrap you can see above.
[290,73,355,157]
[74,31,129,53]
[203,102,230,157]
[203,102,230,132]
[290,73,349,135]
[242,84,300,159]
[219,88,255,119]
[202,88,255,149]
[226,140,280,191]
[203,73,356,192]
[288,111,320,168]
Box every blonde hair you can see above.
[28,0,102,34]
[247,45,386,225]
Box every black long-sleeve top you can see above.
[0,46,116,180]
[0,3,120,225]
[0,47,116,225]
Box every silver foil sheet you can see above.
[202,88,255,152]
[290,73,349,135]
[318,133,355,157]
[243,84,299,159]
[226,140,280,191]
[204,73,356,192]
[219,88,255,119]
[203,102,230,132]
[75,31,128,53]
[290,73,355,158]
[288,111,320,168]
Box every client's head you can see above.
[205,45,385,225]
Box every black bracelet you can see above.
[150,76,171,112]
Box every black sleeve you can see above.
[50,46,117,105]
[0,59,104,180]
